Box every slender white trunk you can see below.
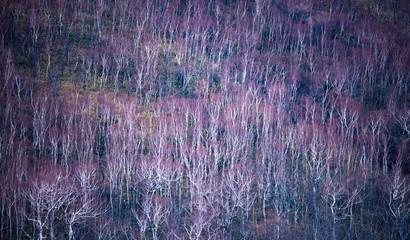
[68,223,74,240]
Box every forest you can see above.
[0,0,409,239]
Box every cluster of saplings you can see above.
[0,0,408,239]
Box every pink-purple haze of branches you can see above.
[0,0,409,239]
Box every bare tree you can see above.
[23,168,72,240]
[380,162,410,240]
[133,194,170,240]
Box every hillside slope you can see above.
[0,0,409,239]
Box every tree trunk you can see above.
[68,224,74,240]
[50,212,55,240]
[38,227,44,240]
